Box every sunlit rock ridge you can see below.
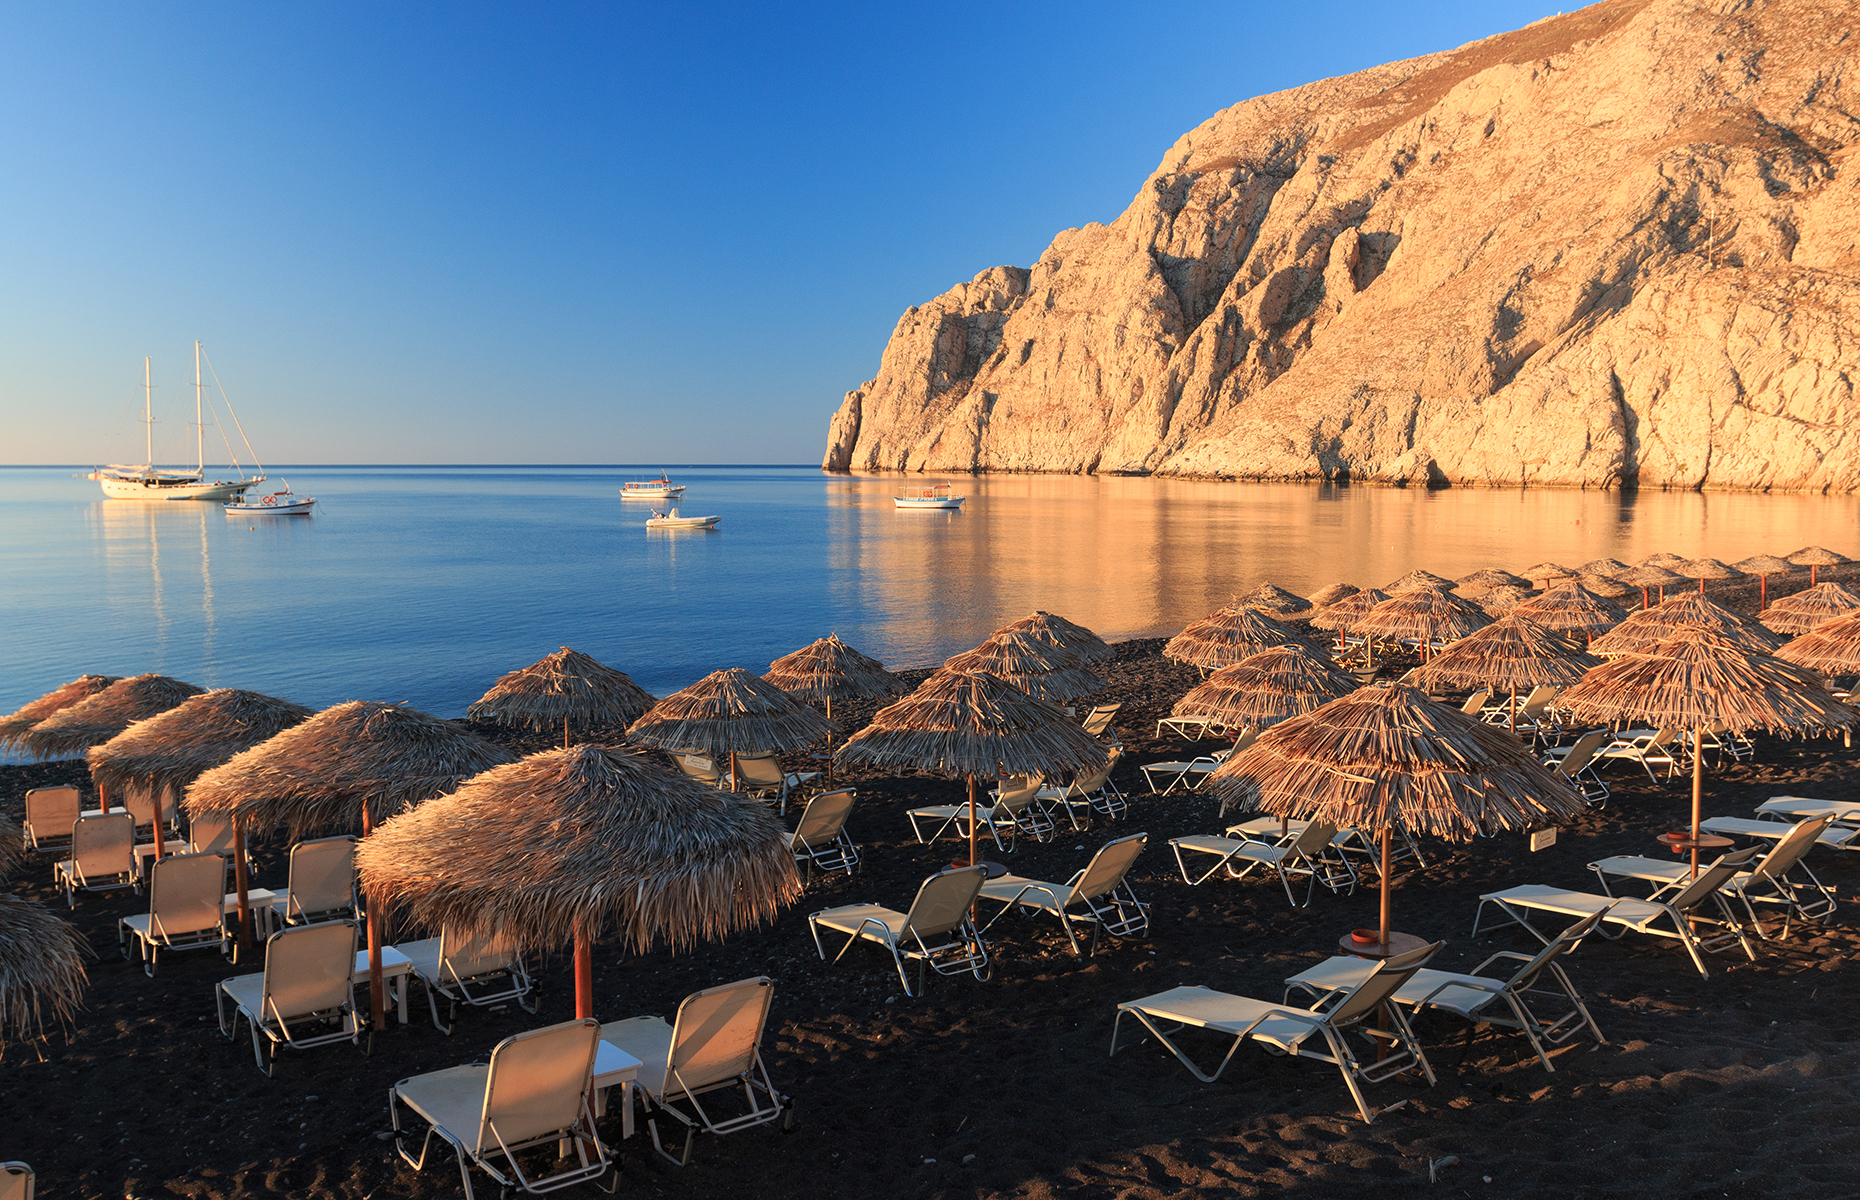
[823,0,1860,490]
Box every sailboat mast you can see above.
[144,356,153,467]
[194,341,204,475]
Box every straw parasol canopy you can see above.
[1169,645,1361,732]
[467,647,657,745]
[1641,552,1691,569]
[1776,612,1860,678]
[1577,572,1631,599]
[1732,554,1798,609]
[1207,684,1588,944]
[1412,614,1600,697]
[0,675,121,753]
[1384,569,1454,592]
[1164,606,1307,670]
[1518,562,1579,585]
[1456,569,1531,592]
[765,633,903,708]
[1617,563,1689,607]
[945,632,1106,702]
[1581,558,1633,579]
[1308,589,1389,632]
[0,892,90,1056]
[357,745,799,1020]
[1351,588,1492,652]
[88,689,314,804]
[627,667,835,758]
[1307,583,1361,609]
[1678,557,1746,593]
[1236,582,1313,616]
[992,611,1115,666]
[1787,546,1852,586]
[1477,586,1532,617]
[0,817,21,881]
[19,674,203,763]
[1590,593,1784,658]
[1509,582,1627,638]
[1763,582,1860,636]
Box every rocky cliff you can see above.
[823,0,1860,490]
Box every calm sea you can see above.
[1,465,1854,722]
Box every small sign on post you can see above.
[1529,827,1558,852]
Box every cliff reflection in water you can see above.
[827,473,1857,669]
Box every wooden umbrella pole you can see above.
[232,816,254,959]
[574,917,594,1020]
[1379,826,1392,947]
[1690,728,1705,880]
[967,775,978,868]
[151,783,166,862]
[730,751,739,793]
[99,781,110,813]
[1759,576,1768,611]
[825,697,833,785]
[563,714,570,752]
[363,806,387,1034]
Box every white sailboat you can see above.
[90,343,267,501]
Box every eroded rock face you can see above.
[823,0,1860,490]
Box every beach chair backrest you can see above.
[1071,748,1122,795]
[26,786,82,832]
[262,920,357,1023]
[1748,816,1833,883]
[668,976,773,1093]
[1459,689,1491,715]
[149,852,228,938]
[1556,730,1609,777]
[794,789,854,845]
[1068,833,1146,904]
[1668,845,1764,912]
[440,925,520,984]
[1230,728,1260,755]
[734,754,785,789]
[1081,703,1122,737]
[1290,820,1339,859]
[71,812,135,878]
[1506,908,1606,989]
[674,753,721,786]
[1329,940,1442,1025]
[123,784,177,829]
[0,1161,34,1200]
[995,777,1042,808]
[286,836,356,918]
[1644,728,1676,752]
[1518,685,1559,717]
[476,1018,600,1152]
[189,813,237,857]
[902,866,987,940]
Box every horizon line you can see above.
[1,462,825,470]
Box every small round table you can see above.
[1338,930,1428,960]
[951,860,1010,880]
[1656,832,1734,852]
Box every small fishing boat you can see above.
[224,485,316,516]
[622,475,686,499]
[646,508,719,530]
[894,483,965,510]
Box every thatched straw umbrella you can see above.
[1618,563,1688,608]
[1456,569,1531,592]
[1170,646,1360,733]
[188,701,515,1028]
[1641,552,1691,569]
[1164,606,1306,671]
[1307,583,1361,609]
[1518,562,1580,588]
[837,670,1108,868]
[1787,546,1852,586]
[19,675,202,782]
[1510,582,1627,641]
[628,667,835,794]
[88,689,313,869]
[1590,593,1784,658]
[1352,588,1491,663]
[1236,582,1313,616]
[1679,557,1745,595]
[1559,634,1858,875]
[1581,558,1633,579]
[1477,586,1532,617]
[993,611,1115,666]
[1208,685,1587,947]
[1308,589,1389,632]
[944,635,1106,703]
[1577,573,1632,600]
[1762,582,1860,636]
[1733,555,1798,610]
[357,745,799,1021]
[765,633,902,781]
[0,675,121,753]
[1777,612,1860,679]
[467,647,657,749]
[1384,570,1453,593]
[0,817,21,882]
[1413,615,1600,728]
[0,892,90,1057]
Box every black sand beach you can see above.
[5,569,1860,1200]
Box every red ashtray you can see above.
[1349,929,1380,946]
[1665,830,1690,840]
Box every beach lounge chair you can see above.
[1285,912,1608,1072]
[187,813,239,857]
[1756,795,1860,827]
[390,1017,607,1199]
[1169,820,1354,906]
[1111,941,1440,1123]
[1222,818,1425,877]
[1699,815,1860,852]
[215,919,362,1075]
[672,751,723,788]
[0,1163,32,1200]
[907,778,1053,853]
[600,977,787,1166]
[977,832,1149,956]
[52,812,138,906]
[267,835,358,926]
[1458,688,1492,715]
[1081,703,1123,745]
[1541,729,1611,805]
[1593,728,1681,780]
[117,851,229,974]
[808,866,990,997]
[1038,748,1128,826]
[726,753,819,812]
[1473,846,1762,977]
[1591,817,1837,939]
[789,788,860,878]
[396,926,537,1034]
[22,786,82,852]
[1154,715,1225,740]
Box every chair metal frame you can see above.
[215,919,364,1076]
[402,926,539,1035]
[1542,729,1611,806]
[808,867,990,997]
[978,832,1151,956]
[117,851,230,975]
[1169,820,1355,906]
[22,786,82,852]
[789,788,860,878]
[54,812,140,907]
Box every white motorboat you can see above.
[622,475,686,499]
[224,485,316,516]
[90,344,268,501]
[894,483,965,510]
[646,508,720,530]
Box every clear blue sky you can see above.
[1,2,1559,466]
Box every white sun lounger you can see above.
[1700,815,1860,851]
[391,1017,607,1200]
[1111,940,1440,1123]
[0,1162,32,1200]
[1155,714,1227,740]
[790,788,860,878]
[268,835,359,926]
[1169,820,1354,905]
[1756,796,1860,826]
[395,926,537,1034]
[1541,729,1611,806]
[1593,727,1681,780]
[808,866,989,997]
[216,919,363,1075]
[53,812,139,906]
[1038,749,1128,827]
[907,779,1053,852]
[1591,817,1837,939]
[118,851,229,975]
[22,786,82,852]
[1223,818,1426,876]
[601,976,787,1166]
[977,832,1149,956]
